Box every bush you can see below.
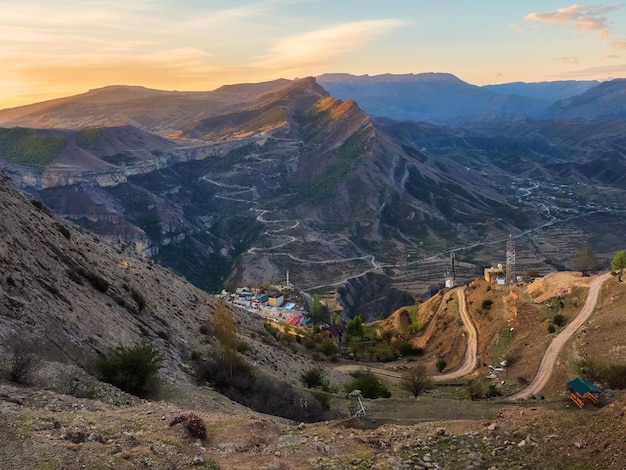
[129,287,146,311]
[577,357,626,389]
[310,390,332,411]
[6,335,39,384]
[54,222,71,240]
[394,341,424,357]
[400,365,433,398]
[320,338,338,358]
[344,371,391,399]
[481,299,493,310]
[467,379,501,400]
[96,341,162,397]
[547,324,556,334]
[169,412,207,440]
[78,269,109,293]
[236,340,250,354]
[436,357,447,373]
[300,367,325,388]
[553,314,566,327]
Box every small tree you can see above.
[213,300,238,376]
[346,314,364,339]
[436,357,447,374]
[574,245,598,276]
[311,295,330,324]
[400,365,433,398]
[96,341,162,397]
[611,250,626,281]
[7,335,39,384]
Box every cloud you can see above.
[553,62,626,78]
[556,56,580,64]
[525,4,626,49]
[252,20,405,72]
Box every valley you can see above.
[2,76,626,320]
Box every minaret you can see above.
[506,235,516,285]
[286,270,290,287]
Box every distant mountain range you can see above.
[1,73,625,318]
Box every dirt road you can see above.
[335,287,479,382]
[509,272,611,400]
[434,286,478,382]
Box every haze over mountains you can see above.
[1,73,625,319]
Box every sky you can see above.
[2,0,626,109]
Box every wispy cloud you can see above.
[554,62,626,78]
[525,4,626,49]
[556,56,580,64]
[253,20,405,72]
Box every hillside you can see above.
[2,169,626,468]
[0,169,349,387]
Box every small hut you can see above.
[567,378,601,408]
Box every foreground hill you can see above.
[1,378,625,469]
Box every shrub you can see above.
[577,357,626,389]
[236,340,250,354]
[320,338,338,358]
[344,371,391,399]
[436,357,447,373]
[300,367,325,388]
[481,299,493,310]
[54,222,71,240]
[467,378,502,400]
[547,324,556,334]
[394,341,425,358]
[78,269,109,293]
[400,365,433,398]
[96,341,162,397]
[310,390,332,411]
[169,412,207,440]
[553,314,566,327]
[6,335,39,384]
[129,287,146,311]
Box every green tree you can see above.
[436,357,447,374]
[575,245,598,276]
[400,365,433,398]
[346,314,364,338]
[611,250,626,281]
[311,294,329,324]
[96,341,162,397]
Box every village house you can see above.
[268,291,284,307]
[325,324,346,345]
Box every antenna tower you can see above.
[506,235,516,285]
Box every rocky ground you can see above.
[1,375,625,470]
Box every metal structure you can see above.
[506,235,516,285]
[349,389,366,417]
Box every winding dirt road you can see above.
[335,287,479,382]
[509,272,610,400]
